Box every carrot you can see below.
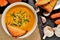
[7,0,22,3]
[55,19,60,25]
[51,13,60,19]
[0,0,8,7]
[7,24,26,37]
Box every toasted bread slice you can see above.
[35,0,50,6]
[7,24,26,37]
[40,0,57,12]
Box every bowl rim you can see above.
[1,2,38,38]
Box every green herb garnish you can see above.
[10,23,17,26]
[18,21,22,26]
[24,19,29,24]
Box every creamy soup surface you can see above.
[5,5,35,32]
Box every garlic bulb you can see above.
[55,25,60,37]
[43,26,54,39]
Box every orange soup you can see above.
[4,5,35,37]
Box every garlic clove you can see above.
[43,12,50,16]
[41,16,46,23]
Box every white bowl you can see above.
[1,2,38,38]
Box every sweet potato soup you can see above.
[4,5,35,37]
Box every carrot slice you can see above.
[51,13,60,19]
[7,24,26,37]
[55,19,60,25]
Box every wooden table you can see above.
[0,14,41,40]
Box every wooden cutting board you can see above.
[0,14,41,40]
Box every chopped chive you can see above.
[24,19,29,24]
[18,21,22,26]
[10,23,17,26]
[11,13,16,17]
